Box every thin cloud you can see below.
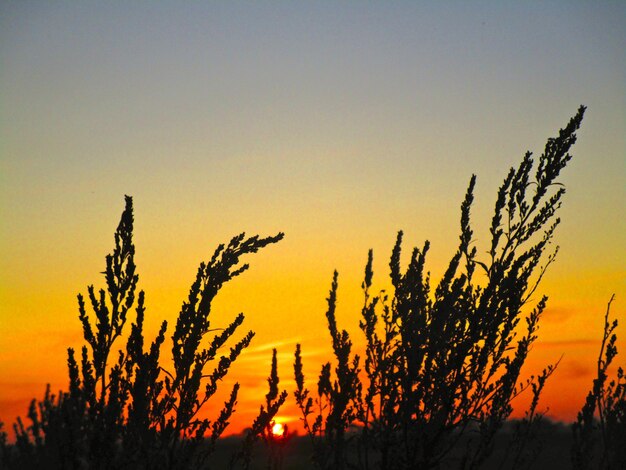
[244,338,303,354]
[537,339,599,348]
[561,360,593,380]
[238,346,328,363]
[541,306,575,323]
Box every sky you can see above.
[0,1,624,436]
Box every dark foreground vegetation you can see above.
[1,106,624,469]
[182,419,586,470]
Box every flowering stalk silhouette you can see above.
[572,295,625,470]
[295,106,587,470]
[5,196,284,470]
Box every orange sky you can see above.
[1,2,625,437]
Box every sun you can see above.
[271,422,285,437]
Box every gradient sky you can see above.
[1,1,624,435]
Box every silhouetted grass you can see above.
[572,295,625,470]
[293,106,587,469]
[1,105,624,470]
[1,197,284,469]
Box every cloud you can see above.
[561,360,593,380]
[238,343,328,365]
[537,339,598,348]
[244,338,303,354]
[541,306,575,323]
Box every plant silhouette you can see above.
[294,106,587,469]
[3,105,624,470]
[229,348,288,470]
[572,295,625,470]
[3,196,284,469]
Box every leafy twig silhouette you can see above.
[295,106,586,470]
[230,348,288,470]
[6,105,620,470]
[572,295,625,470]
[8,196,283,469]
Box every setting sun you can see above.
[271,422,285,438]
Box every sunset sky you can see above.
[1,2,624,436]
